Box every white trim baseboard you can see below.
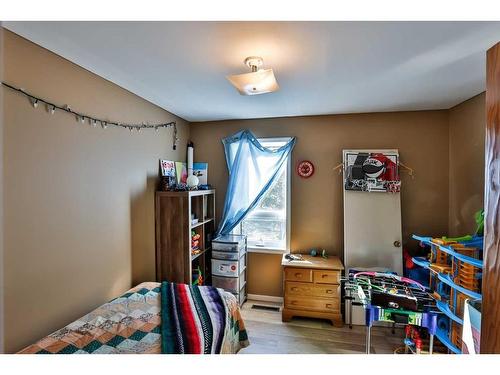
[247,294,284,304]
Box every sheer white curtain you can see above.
[217,130,296,236]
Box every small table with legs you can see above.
[345,271,439,354]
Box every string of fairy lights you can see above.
[1,81,179,150]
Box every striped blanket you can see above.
[161,281,248,354]
[18,282,248,354]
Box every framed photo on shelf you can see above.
[160,160,176,177]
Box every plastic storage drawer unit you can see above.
[210,234,248,306]
[237,286,246,305]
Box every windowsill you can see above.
[247,246,289,255]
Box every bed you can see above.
[19,282,249,354]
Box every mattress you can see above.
[18,282,249,354]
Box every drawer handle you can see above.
[321,274,329,278]
[326,289,333,294]
[291,301,298,305]
[291,287,299,291]
[326,303,333,308]
[295,273,302,278]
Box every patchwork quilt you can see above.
[18,282,249,354]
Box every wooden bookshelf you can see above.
[155,190,215,285]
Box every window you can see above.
[234,137,291,252]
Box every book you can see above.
[175,162,188,184]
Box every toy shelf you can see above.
[436,300,463,325]
[412,256,430,269]
[436,328,462,354]
[412,235,482,248]
[411,233,484,354]
[436,244,483,268]
[437,273,482,300]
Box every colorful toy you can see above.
[308,248,328,258]
[191,230,201,255]
[474,210,484,236]
[192,266,203,286]
[402,325,446,354]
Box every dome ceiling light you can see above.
[226,56,279,96]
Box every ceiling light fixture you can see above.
[226,56,279,96]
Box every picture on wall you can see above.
[344,151,400,193]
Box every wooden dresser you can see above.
[281,254,344,327]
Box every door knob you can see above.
[393,240,401,248]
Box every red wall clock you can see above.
[297,160,315,178]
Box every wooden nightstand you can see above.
[281,254,344,327]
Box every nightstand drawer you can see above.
[285,296,340,313]
[313,270,340,284]
[286,282,340,298]
[284,267,312,282]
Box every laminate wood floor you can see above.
[239,300,404,354]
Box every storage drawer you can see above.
[284,267,312,282]
[285,296,340,312]
[212,243,245,252]
[313,270,340,284]
[286,281,339,298]
[212,235,246,252]
[212,257,246,277]
[212,273,246,293]
[212,249,246,261]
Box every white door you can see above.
[343,149,403,275]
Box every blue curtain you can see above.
[217,130,296,236]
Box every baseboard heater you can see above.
[251,304,280,312]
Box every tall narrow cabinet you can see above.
[155,190,215,285]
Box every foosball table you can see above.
[344,272,439,354]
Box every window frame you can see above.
[234,136,292,254]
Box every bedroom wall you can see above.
[190,110,450,297]
[1,29,189,353]
[448,93,486,237]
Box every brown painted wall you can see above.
[191,111,450,297]
[1,29,189,353]
[448,93,485,237]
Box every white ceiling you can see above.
[4,21,500,122]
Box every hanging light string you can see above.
[1,81,179,150]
